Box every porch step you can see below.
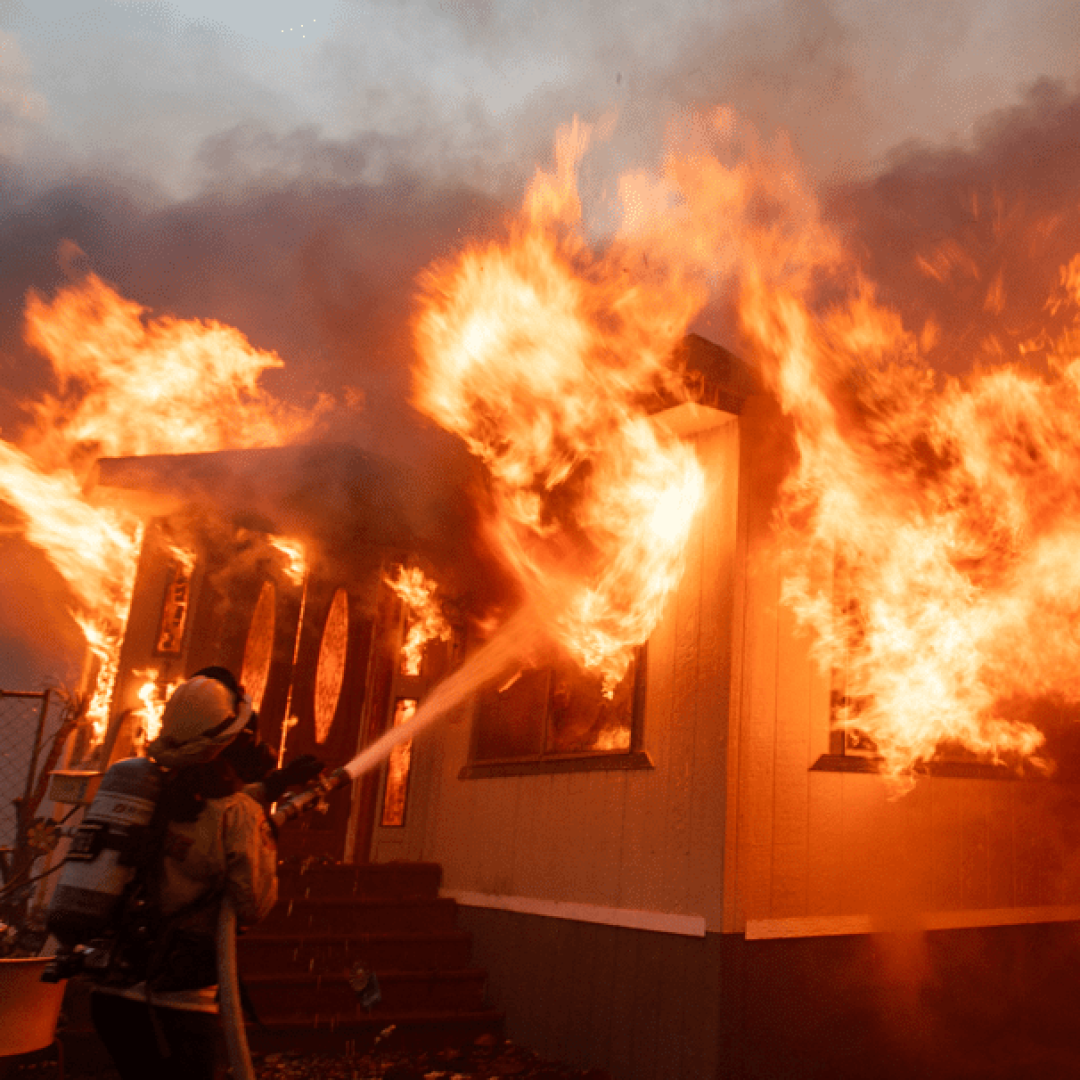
[276,860,442,901]
[257,896,460,935]
[238,930,476,975]
[240,861,504,1054]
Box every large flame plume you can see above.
[419,104,1080,781]
[413,118,707,692]
[599,107,1080,780]
[1,271,330,747]
[709,125,1080,780]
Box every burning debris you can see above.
[0,271,335,756]
[384,565,453,677]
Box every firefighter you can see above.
[88,667,322,1080]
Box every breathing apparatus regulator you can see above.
[40,667,293,983]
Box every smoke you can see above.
[0,141,510,686]
[826,78,1080,377]
[0,0,1077,691]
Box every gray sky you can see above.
[4,0,1079,196]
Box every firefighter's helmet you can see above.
[147,673,253,768]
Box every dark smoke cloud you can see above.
[823,78,1080,376]
[0,123,513,687]
[1,0,1078,691]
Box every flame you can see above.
[20,272,329,471]
[384,565,452,676]
[710,131,1080,780]
[269,535,307,587]
[0,272,329,751]
[163,541,197,577]
[418,106,1080,780]
[604,108,1080,780]
[134,668,182,747]
[414,118,706,692]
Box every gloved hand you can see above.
[262,754,325,803]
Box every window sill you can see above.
[810,754,1026,781]
[460,751,654,779]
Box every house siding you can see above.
[728,392,1080,933]
[372,414,741,933]
[458,906,725,1080]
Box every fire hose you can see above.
[217,767,351,1080]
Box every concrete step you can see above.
[238,930,476,975]
[276,861,442,901]
[258,896,460,936]
[244,968,488,1015]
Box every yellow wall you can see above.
[724,393,1080,936]
[372,415,742,932]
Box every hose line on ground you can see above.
[217,893,255,1080]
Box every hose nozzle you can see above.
[270,766,349,827]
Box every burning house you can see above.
[52,327,1080,1080]
[79,442,463,864]
[11,109,1080,1080]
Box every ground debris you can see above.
[65,1039,607,1080]
[247,1041,608,1080]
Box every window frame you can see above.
[811,557,1021,780]
[459,645,653,779]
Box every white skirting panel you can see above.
[443,889,708,938]
[746,905,1080,940]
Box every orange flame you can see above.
[0,272,330,750]
[384,565,452,676]
[133,668,182,747]
[21,272,329,471]
[269,535,306,587]
[625,109,1080,780]
[414,118,706,692]
[418,106,1080,779]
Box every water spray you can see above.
[268,609,538,829]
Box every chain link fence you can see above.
[0,692,56,848]
[0,689,83,945]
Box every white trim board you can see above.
[443,890,707,938]
[745,905,1080,941]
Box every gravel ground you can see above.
[251,1037,612,1080]
[59,1035,612,1080]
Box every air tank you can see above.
[46,756,163,949]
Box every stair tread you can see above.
[272,895,454,904]
[278,860,442,871]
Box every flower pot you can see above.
[0,957,66,1057]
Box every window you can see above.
[380,698,416,827]
[155,553,195,655]
[827,555,878,763]
[241,581,276,714]
[462,648,650,778]
[314,587,349,744]
[813,556,1017,779]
